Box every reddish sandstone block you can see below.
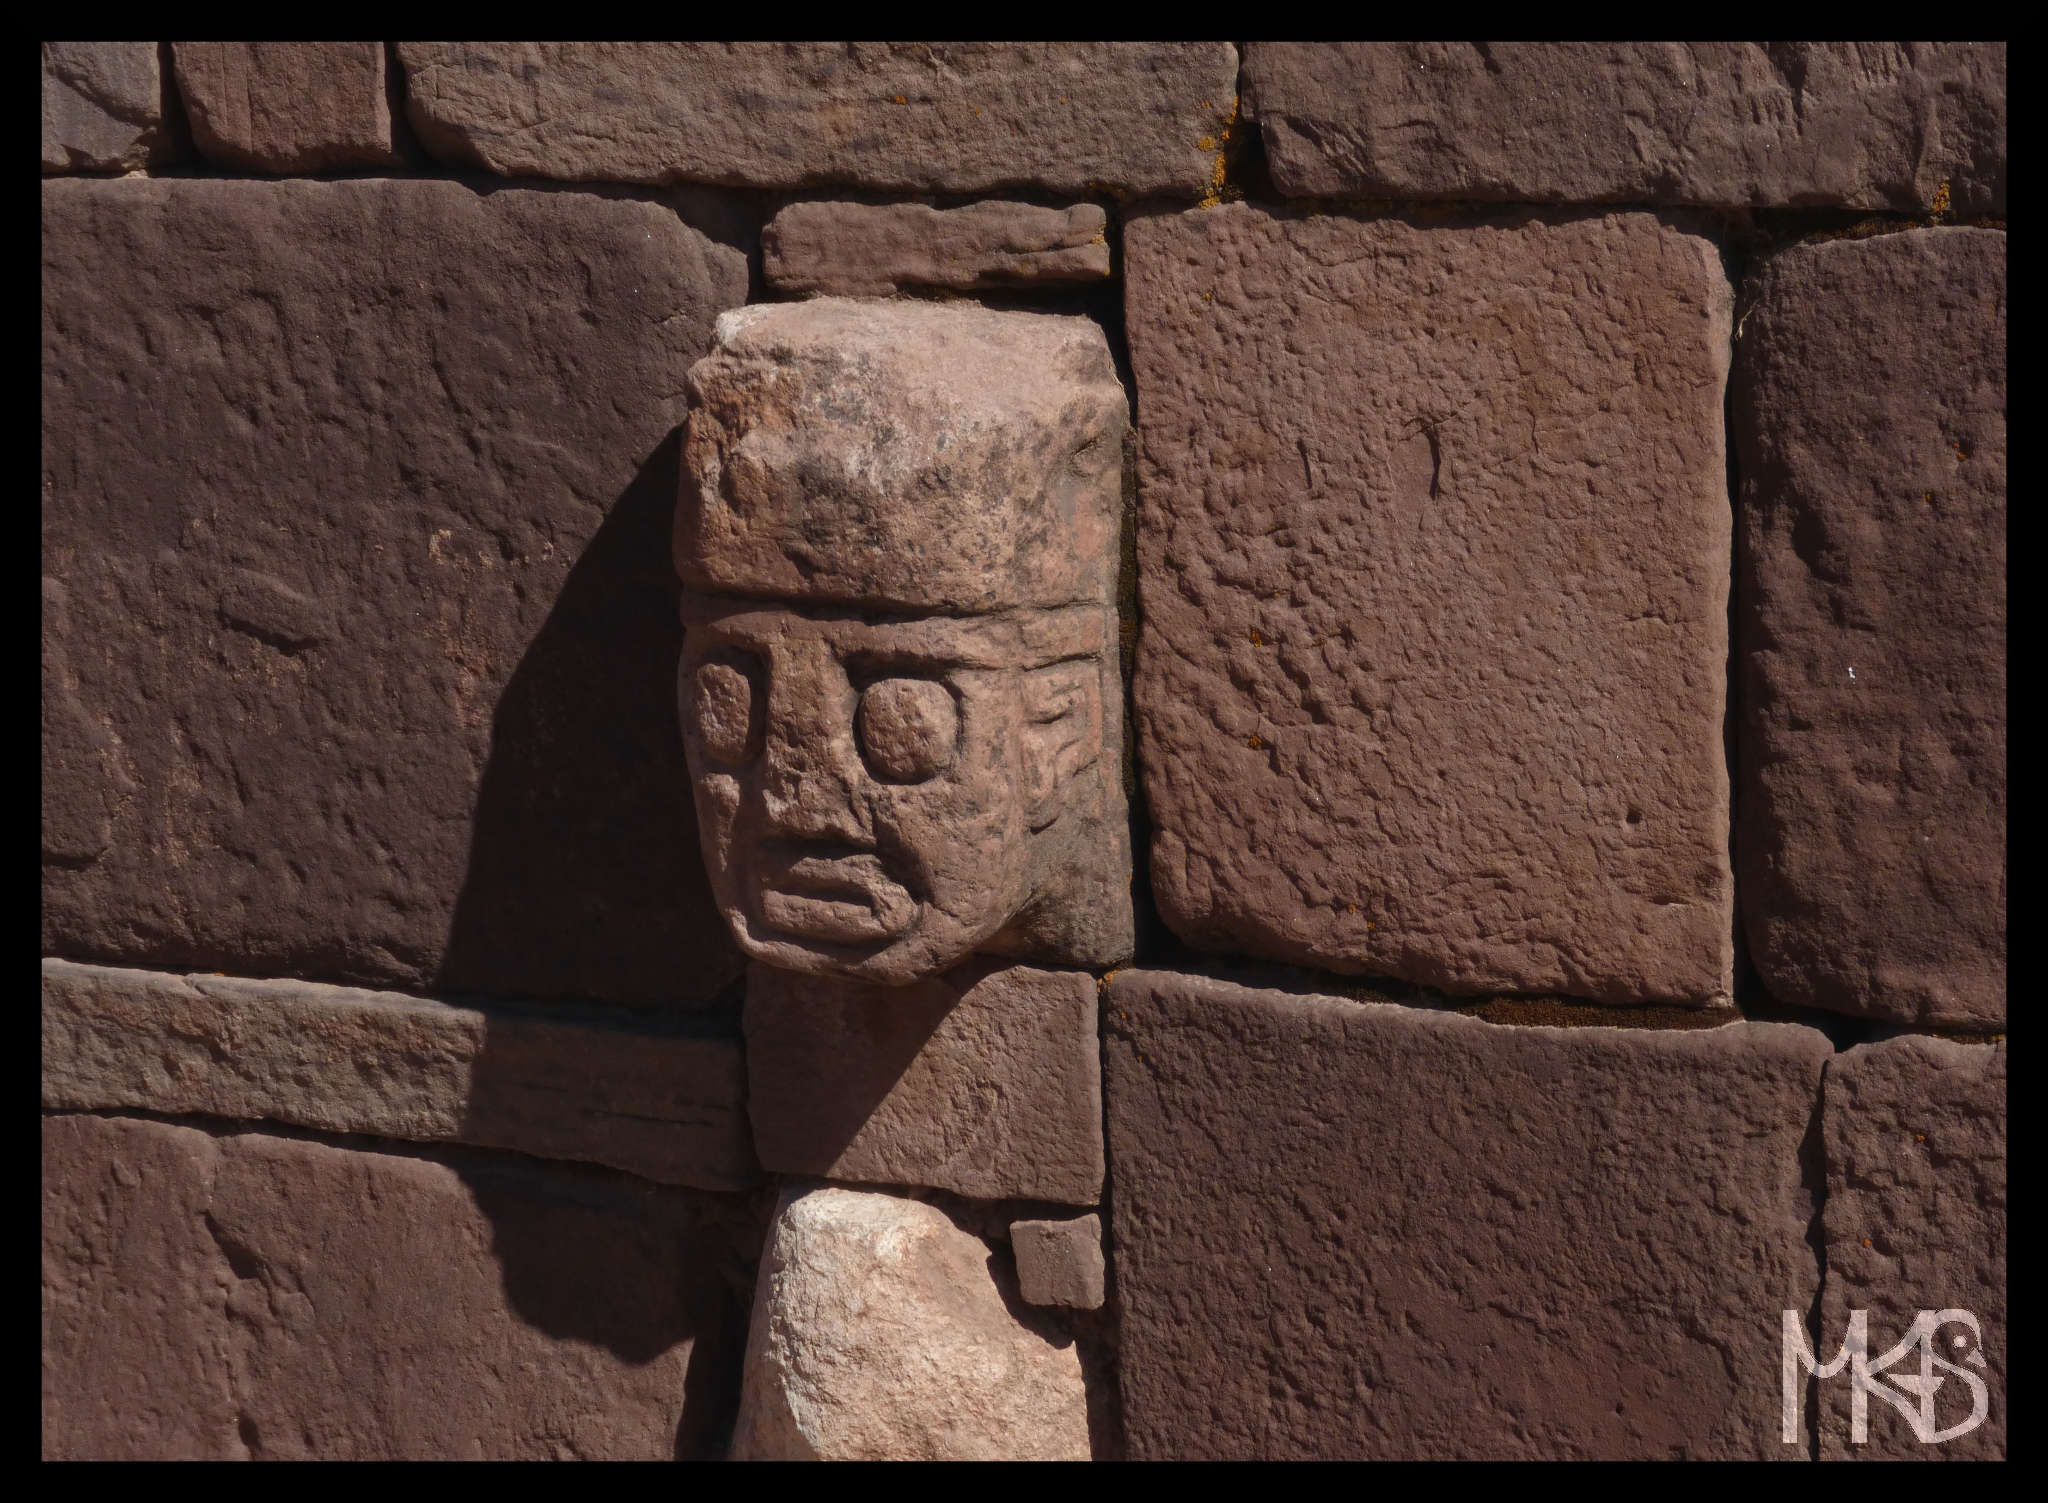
[42,42,179,173]
[1126,204,1734,1005]
[1012,1214,1106,1310]
[1733,228,2005,1029]
[173,42,401,172]
[1103,969,1828,1460]
[764,200,1111,297]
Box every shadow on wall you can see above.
[435,428,742,1010]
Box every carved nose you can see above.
[759,643,871,845]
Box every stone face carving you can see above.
[676,299,1133,984]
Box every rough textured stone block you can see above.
[173,42,400,172]
[1012,1214,1105,1310]
[1125,205,1734,1005]
[731,1184,1089,1460]
[1104,969,1829,1460]
[42,41,177,172]
[41,959,756,1191]
[678,298,1134,982]
[1815,1036,2004,1459]
[43,1113,744,1460]
[1246,43,2006,214]
[1734,228,2005,1029]
[399,42,1236,197]
[764,200,1110,296]
[41,178,747,1006]
[744,960,1102,1205]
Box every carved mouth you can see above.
[756,848,917,946]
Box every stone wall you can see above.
[43,42,2004,1460]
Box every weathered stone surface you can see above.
[1104,969,1828,1459]
[400,42,1236,197]
[1125,205,1734,1005]
[1012,1214,1105,1310]
[1733,229,2004,1029]
[41,177,748,1006]
[1246,43,2006,214]
[744,960,1102,1205]
[731,1184,1090,1460]
[41,959,756,1190]
[679,299,1133,981]
[173,42,400,172]
[764,200,1110,296]
[42,41,177,172]
[44,1113,744,1460]
[1814,1036,2005,1459]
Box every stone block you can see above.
[1246,43,2006,214]
[43,1113,745,1459]
[40,177,747,1005]
[1125,205,1734,1005]
[42,41,177,172]
[1103,969,1829,1459]
[399,42,1236,197]
[1733,228,2005,1028]
[744,960,1103,1205]
[1813,1036,2004,1459]
[173,42,400,172]
[41,958,756,1191]
[763,200,1110,296]
[1012,1214,1105,1310]
[731,1184,1089,1460]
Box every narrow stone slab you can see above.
[40,178,747,1005]
[731,1184,1090,1460]
[41,959,756,1191]
[1733,228,2005,1029]
[172,42,400,172]
[1246,43,2006,214]
[744,959,1103,1205]
[42,41,178,172]
[43,1113,744,1460]
[1104,969,1828,1459]
[1012,1214,1106,1310]
[398,42,1236,197]
[1125,205,1734,1005]
[764,200,1110,296]
[1814,1036,2005,1459]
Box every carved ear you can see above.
[1020,662,1102,830]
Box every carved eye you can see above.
[691,658,760,767]
[856,677,957,784]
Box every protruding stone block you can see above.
[764,200,1111,297]
[731,1184,1090,1460]
[678,299,1133,982]
[1012,1214,1106,1310]
[743,960,1103,1205]
[1246,43,2006,214]
[40,177,747,1005]
[1734,228,2005,1029]
[43,1114,743,1460]
[1104,969,1829,1459]
[42,41,177,172]
[173,42,401,172]
[399,42,1236,197]
[41,959,757,1191]
[1815,1036,2005,1459]
[1125,205,1734,1005]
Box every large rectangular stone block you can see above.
[1814,1036,2004,1459]
[172,42,401,172]
[1125,205,1734,1005]
[399,42,1237,197]
[1733,228,2005,1029]
[1104,970,1829,1459]
[41,959,756,1191]
[43,1113,746,1459]
[1246,43,2005,214]
[41,177,748,1006]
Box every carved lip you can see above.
[756,848,917,946]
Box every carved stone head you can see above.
[675,299,1133,985]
